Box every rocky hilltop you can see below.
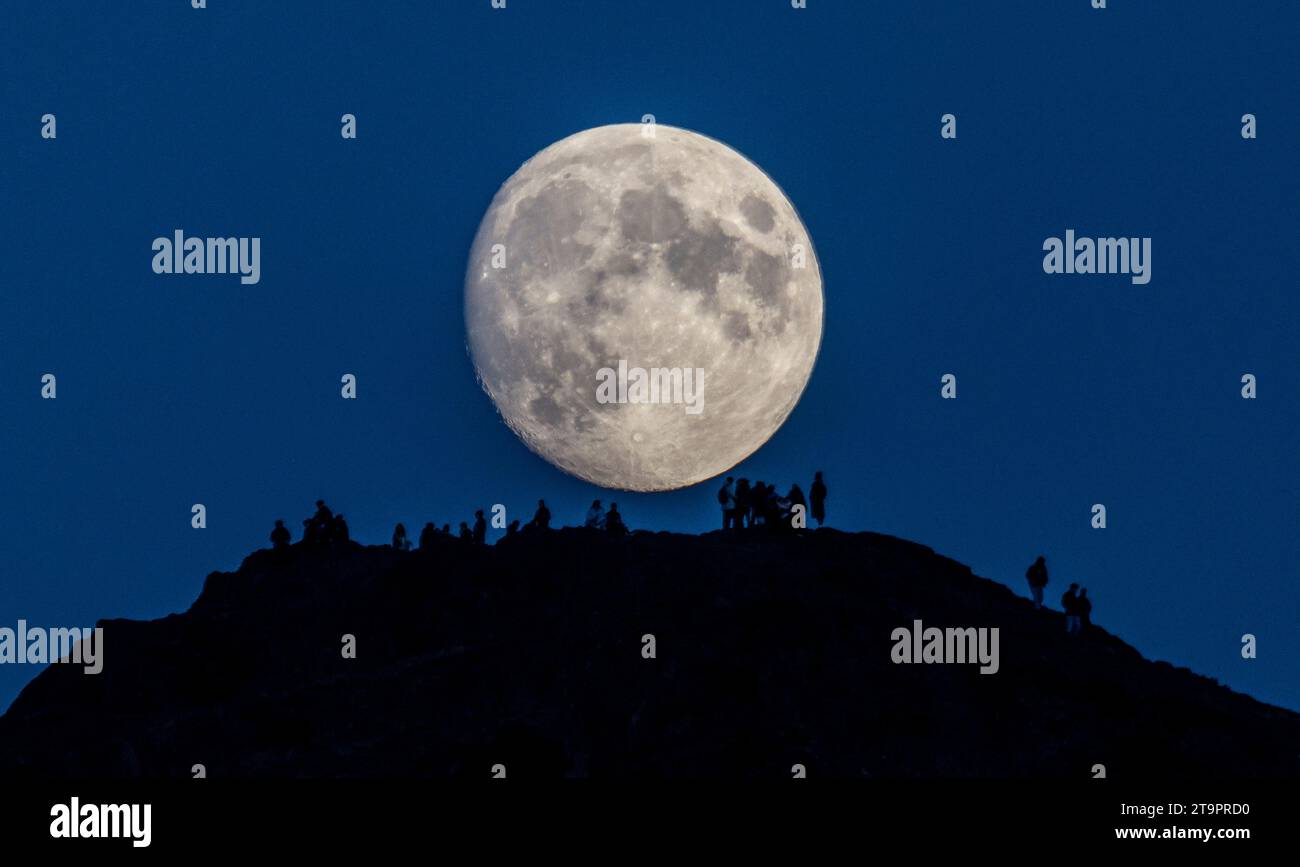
[2,528,1296,779]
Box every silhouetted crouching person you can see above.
[605,503,628,536]
[506,519,520,537]
[810,472,827,527]
[527,500,551,532]
[1062,583,1081,634]
[270,519,291,550]
[331,514,350,545]
[1026,555,1048,609]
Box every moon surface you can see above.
[465,124,823,491]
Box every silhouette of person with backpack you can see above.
[1062,584,1081,634]
[1026,555,1049,609]
[810,472,827,527]
[270,519,291,550]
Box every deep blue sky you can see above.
[2,0,1297,715]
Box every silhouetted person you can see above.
[585,500,605,529]
[441,523,451,535]
[270,519,291,550]
[1078,588,1092,631]
[310,500,333,542]
[810,472,827,527]
[472,510,487,545]
[1062,583,1081,634]
[529,500,551,532]
[1026,555,1049,609]
[302,518,314,544]
[754,482,779,528]
[750,481,768,527]
[419,522,437,550]
[735,479,752,528]
[458,522,472,541]
[719,476,737,530]
[506,519,520,537]
[786,483,806,526]
[605,502,627,536]
[331,514,350,545]
[393,523,411,551]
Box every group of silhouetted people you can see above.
[717,471,826,531]
[280,500,350,548]
[271,498,567,553]
[1025,555,1094,634]
[582,500,629,535]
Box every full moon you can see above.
[465,124,823,491]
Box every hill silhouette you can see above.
[2,527,1296,779]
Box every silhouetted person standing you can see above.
[1078,588,1092,631]
[786,483,806,526]
[585,500,605,529]
[751,481,769,527]
[419,522,437,550]
[270,519,291,550]
[393,523,411,551]
[1062,584,1081,634]
[1026,555,1049,609]
[734,479,752,529]
[605,502,627,536]
[331,514,350,545]
[810,472,827,527]
[472,510,487,545]
[529,500,551,532]
[719,477,736,530]
[441,523,451,535]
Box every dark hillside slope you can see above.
[2,528,1295,779]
